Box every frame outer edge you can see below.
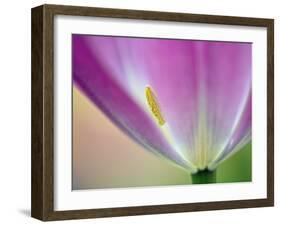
[31,5,44,220]
[43,3,272,26]
[43,4,56,221]
[32,4,55,221]
[267,19,274,206]
[31,4,275,221]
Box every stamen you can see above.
[145,86,166,126]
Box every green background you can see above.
[216,142,252,183]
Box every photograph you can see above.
[72,35,252,189]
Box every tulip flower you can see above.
[72,34,251,184]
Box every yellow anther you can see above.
[145,86,166,126]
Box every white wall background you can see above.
[0,0,279,225]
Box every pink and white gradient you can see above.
[72,35,252,173]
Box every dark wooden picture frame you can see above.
[31,4,274,221]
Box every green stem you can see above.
[191,169,216,184]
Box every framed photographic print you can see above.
[31,4,274,221]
